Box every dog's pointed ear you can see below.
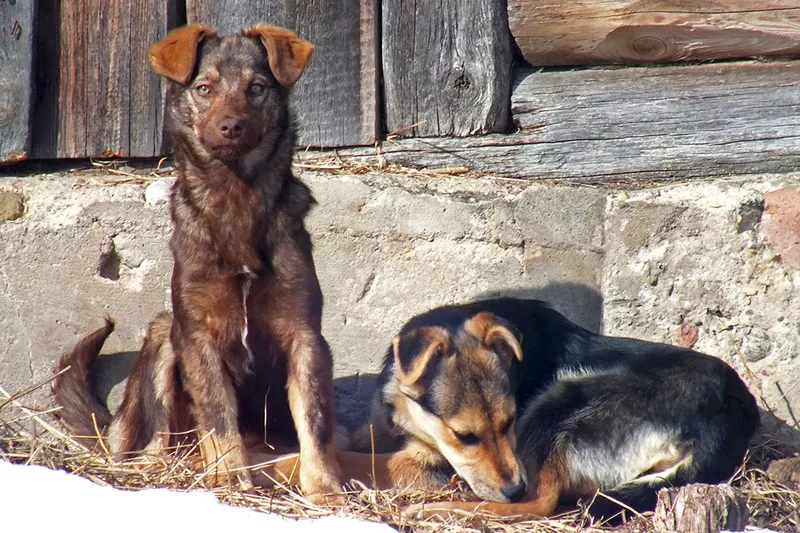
[148,23,216,84]
[465,312,523,365]
[243,24,314,87]
[392,327,450,399]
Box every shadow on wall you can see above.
[92,283,606,431]
[477,282,604,334]
[93,351,138,412]
[334,282,603,429]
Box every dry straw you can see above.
[1,374,797,533]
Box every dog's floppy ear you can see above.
[392,327,450,399]
[243,24,315,87]
[148,23,216,84]
[465,312,523,365]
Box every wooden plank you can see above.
[509,1,800,66]
[31,1,173,159]
[382,0,512,138]
[0,0,36,164]
[336,61,800,183]
[187,0,378,147]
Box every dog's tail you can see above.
[52,318,115,448]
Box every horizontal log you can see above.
[509,1,800,65]
[334,61,800,183]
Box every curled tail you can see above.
[52,318,115,448]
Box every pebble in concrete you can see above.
[0,189,24,221]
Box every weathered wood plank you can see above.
[509,1,800,66]
[336,61,800,183]
[382,0,512,138]
[0,0,36,164]
[31,1,173,159]
[187,0,378,147]
[654,484,748,533]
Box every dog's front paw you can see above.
[300,461,344,505]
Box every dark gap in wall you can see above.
[30,0,60,158]
[98,239,121,281]
[375,0,386,142]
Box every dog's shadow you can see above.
[93,352,138,411]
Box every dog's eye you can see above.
[249,83,265,96]
[500,417,515,434]
[195,84,211,95]
[453,431,480,446]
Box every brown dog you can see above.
[53,23,342,497]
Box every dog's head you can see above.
[385,312,527,502]
[148,23,314,162]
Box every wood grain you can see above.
[0,0,36,164]
[187,0,378,147]
[382,0,512,137]
[509,1,800,66]
[31,1,174,159]
[653,484,748,533]
[337,61,800,183]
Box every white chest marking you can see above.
[241,266,256,366]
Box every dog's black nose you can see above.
[501,480,527,502]
[219,118,244,139]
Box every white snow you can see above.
[0,460,394,532]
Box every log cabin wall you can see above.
[2,0,799,183]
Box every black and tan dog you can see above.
[352,297,760,519]
[53,24,342,498]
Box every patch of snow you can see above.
[0,461,393,533]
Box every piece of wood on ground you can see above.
[30,1,176,159]
[654,483,748,533]
[766,457,800,491]
[0,0,36,164]
[336,60,800,183]
[508,1,800,66]
[382,0,512,137]
[187,0,378,147]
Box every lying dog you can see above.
[53,23,341,497]
[352,297,760,519]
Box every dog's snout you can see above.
[219,117,244,139]
[500,480,527,502]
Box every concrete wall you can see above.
[0,170,797,437]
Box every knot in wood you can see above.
[632,36,668,59]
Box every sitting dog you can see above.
[53,23,342,497]
[352,297,760,519]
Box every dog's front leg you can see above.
[178,335,252,489]
[285,329,342,498]
[171,280,253,491]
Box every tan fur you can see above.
[242,25,315,87]
[148,24,217,83]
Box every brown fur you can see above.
[53,23,341,497]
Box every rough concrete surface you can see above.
[0,170,798,438]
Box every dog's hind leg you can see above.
[107,313,177,459]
